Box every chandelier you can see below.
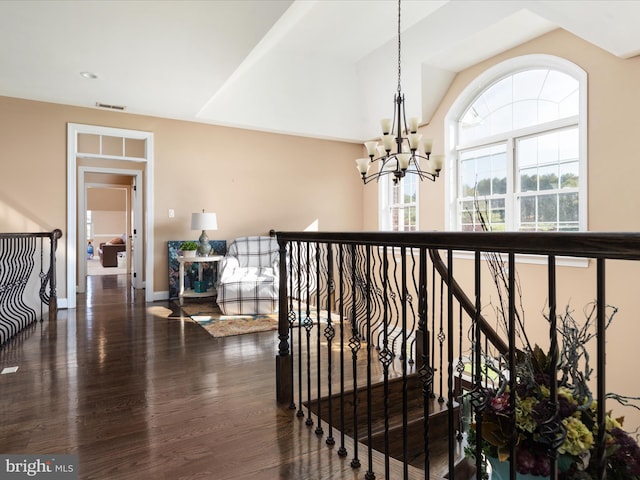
[356,0,443,185]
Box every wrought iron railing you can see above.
[0,229,62,347]
[275,231,640,480]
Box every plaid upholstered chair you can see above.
[216,236,279,315]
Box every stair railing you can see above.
[0,229,62,347]
[275,231,640,480]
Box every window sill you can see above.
[383,246,589,268]
[451,250,589,268]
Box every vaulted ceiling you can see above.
[1,0,639,143]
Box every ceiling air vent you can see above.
[95,102,126,111]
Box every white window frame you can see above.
[379,166,420,231]
[444,55,588,266]
[86,210,93,241]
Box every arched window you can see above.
[445,55,587,232]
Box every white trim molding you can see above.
[66,123,155,308]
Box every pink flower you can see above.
[490,392,510,412]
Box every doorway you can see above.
[67,123,154,309]
[78,171,139,294]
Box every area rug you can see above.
[196,315,278,338]
[174,301,330,338]
[175,301,278,338]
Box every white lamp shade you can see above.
[382,134,394,151]
[397,153,411,170]
[191,212,218,230]
[355,158,370,174]
[431,154,444,171]
[380,118,392,134]
[408,133,422,150]
[364,141,378,157]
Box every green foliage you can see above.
[179,241,198,251]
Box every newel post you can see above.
[275,237,293,404]
[48,229,63,322]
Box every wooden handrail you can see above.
[275,231,640,260]
[428,248,508,355]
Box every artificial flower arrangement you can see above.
[465,304,640,480]
[464,196,640,479]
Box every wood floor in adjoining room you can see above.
[0,275,425,480]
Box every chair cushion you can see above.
[216,267,278,315]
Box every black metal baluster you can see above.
[388,250,401,359]
[349,244,362,469]
[417,247,432,480]
[408,248,419,365]
[447,249,455,479]
[365,244,375,480]
[508,253,517,480]
[400,246,409,480]
[546,255,560,479]
[371,247,384,351]
[324,243,335,446]
[596,258,606,480]
[338,243,348,457]
[380,246,392,480]
[315,242,324,436]
[456,301,464,441]
[296,242,305,418]
[430,266,436,400]
[473,251,485,480]
[304,243,314,427]
[438,275,445,404]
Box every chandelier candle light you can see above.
[191,210,218,257]
[356,0,443,185]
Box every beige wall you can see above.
[362,28,640,430]
[0,95,364,298]
[87,187,127,211]
[91,210,127,248]
[87,187,128,247]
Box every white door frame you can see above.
[78,169,143,293]
[67,123,154,308]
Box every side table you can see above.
[178,255,223,306]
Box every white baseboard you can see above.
[153,291,170,302]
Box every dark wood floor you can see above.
[0,275,429,480]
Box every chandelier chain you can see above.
[397,0,402,94]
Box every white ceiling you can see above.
[1,0,639,143]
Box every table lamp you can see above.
[191,210,218,256]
